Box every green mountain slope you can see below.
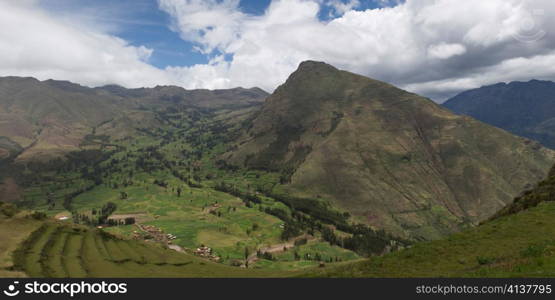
[224,61,555,240]
[443,80,555,149]
[306,167,555,277]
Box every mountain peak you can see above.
[294,61,340,76]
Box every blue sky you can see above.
[38,0,389,69]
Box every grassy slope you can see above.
[306,201,555,277]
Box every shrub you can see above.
[30,211,47,220]
[0,203,17,218]
[476,256,494,265]
[521,244,547,258]
[294,238,308,246]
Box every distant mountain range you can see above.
[443,80,555,149]
[224,61,555,240]
[0,77,267,162]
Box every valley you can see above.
[1,88,371,272]
[2,61,555,278]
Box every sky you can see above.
[0,0,554,101]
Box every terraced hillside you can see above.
[12,221,288,278]
[0,204,43,277]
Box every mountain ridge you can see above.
[0,76,268,162]
[443,79,555,149]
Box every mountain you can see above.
[0,77,126,161]
[443,80,555,149]
[0,77,268,162]
[224,61,555,240]
[307,164,555,277]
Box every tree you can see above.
[244,246,250,265]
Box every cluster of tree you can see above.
[264,192,349,227]
[30,211,47,220]
[97,202,117,224]
[320,224,406,257]
[292,251,343,263]
[261,195,408,256]
[215,159,240,172]
[73,202,129,227]
[214,182,262,206]
[153,179,168,188]
[0,201,17,218]
[256,250,276,261]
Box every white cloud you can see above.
[158,0,555,100]
[428,43,466,60]
[0,1,173,88]
[158,0,245,54]
[2,0,555,100]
